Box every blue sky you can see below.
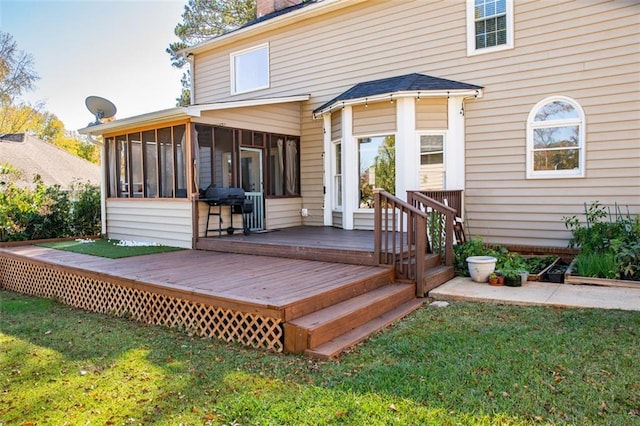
[1,0,187,132]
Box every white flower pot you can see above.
[466,256,497,283]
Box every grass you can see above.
[1,290,639,425]
[37,238,183,259]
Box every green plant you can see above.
[496,252,527,274]
[574,251,617,279]
[502,269,521,287]
[610,238,640,281]
[524,256,557,275]
[453,237,502,276]
[563,201,632,253]
[563,202,639,281]
[0,168,100,242]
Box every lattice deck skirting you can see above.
[0,252,283,352]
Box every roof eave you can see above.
[313,89,483,117]
[78,95,311,136]
[78,107,193,135]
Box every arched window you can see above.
[526,96,585,178]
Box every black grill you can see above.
[201,185,253,235]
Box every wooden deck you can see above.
[197,226,379,265]
[0,241,424,357]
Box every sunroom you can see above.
[80,95,309,248]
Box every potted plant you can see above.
[503,269,522,287]
[466,255,497,283]
[546,264,568,283]
[489,272,499,286]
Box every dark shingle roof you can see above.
[314,73,483,113]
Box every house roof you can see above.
[0,134,100,189]
[313,73,483,115]
[78,94,310,136]
[181,0,366,55]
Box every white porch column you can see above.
[447,96,466,190]
[396,97,417,200]
[100,142,107,236]
[342,106,355,230]
[322,114,332,226]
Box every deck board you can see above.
[1,244,393,314]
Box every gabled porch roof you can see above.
[78,94,310,136]
[313,73,483,116]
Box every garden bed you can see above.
[565,258,640,289]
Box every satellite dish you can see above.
[85,96,117,126]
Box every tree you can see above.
[0,31,39,109]
[0,31,40,136]
[167,0,256,106]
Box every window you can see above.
[358,135,395,208]
[105,124,187,198]
[419,134,445,190]
[333,141,342,209]
[467,0,513,55]
[231,44,269,94]
[526,96,585,179]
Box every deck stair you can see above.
[285,281,424,359]
[405,253,455,294]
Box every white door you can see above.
[240,147,264,231]
[418,133,445,190]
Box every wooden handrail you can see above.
[374,190,428,296]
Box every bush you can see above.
[0,166,101,242]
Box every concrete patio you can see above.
[430,277,640,312]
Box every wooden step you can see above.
[423,265,455,294]
[304,298,425,359]
[285,283,415,354]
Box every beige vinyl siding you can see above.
[196,103,301,135]
[352,102,396,135]
[192,0,639,246]
[332,211,343,228]
[416,98,448,130]
[265,197,303,229]
[196,202,247,237]
[106,199,193,248]
[331,111,342,140]
[353,211,374,231]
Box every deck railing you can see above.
[407,191,458,268]
[373,190,428,295]
[373,190,459,297]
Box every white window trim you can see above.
[466,0,514,56]
[526,95,586,179]
[230,43,270,95]
[332,139,343,211]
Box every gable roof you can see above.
[181,0,366,55]
[314,73,483,114]
[0,134,100,188]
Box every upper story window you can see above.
[231,43,270,94]
[526,96,586,179]
[467,0,513,56]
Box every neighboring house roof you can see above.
[314,73,484,114]
[0,133,100,188]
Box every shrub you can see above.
[0,166,100,242]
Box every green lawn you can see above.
[38,238,182,258]
[1,290,638,425]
